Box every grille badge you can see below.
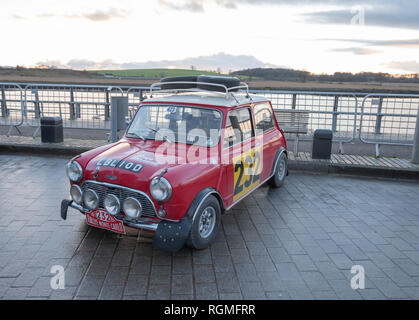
[105,175,118,180]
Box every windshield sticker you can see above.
[166,106,176,113]
[96,158,143,173]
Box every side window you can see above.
[223,108,254,148]
[254,103,275,134]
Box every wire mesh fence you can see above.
[0,83,24,129]
[250,90,359,145]
[359,94,419,146]
[0,83,418,154]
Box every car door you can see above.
[253,102,280,181]
[222,106,261,207]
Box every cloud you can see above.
[330,47,381,55]
[157,0,204,12]
[157,0,419,30]
[384,61,419,73]
[320,38,419,48]
[10,7,128,22]
[302,2,419,30]
[65,8,129,21]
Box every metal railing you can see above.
[1,82,418,158]
[0,83,24,135]
[359,93,419,156]
[250,89,359,153]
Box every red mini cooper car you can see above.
[61,76,288,252]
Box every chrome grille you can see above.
[81,181,156,218]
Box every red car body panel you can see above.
[71,98,287,223]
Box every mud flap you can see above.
[61,199,71,220]
[152,218,192,252]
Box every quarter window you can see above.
[223,108,254,148]
[254,103,275,134]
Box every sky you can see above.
[1,0,419,74]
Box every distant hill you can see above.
[91,68,224,79]
[232,68,419,83]
[90,68,257,80]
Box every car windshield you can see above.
[126,105,223,147]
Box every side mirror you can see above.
[125,116,131,126]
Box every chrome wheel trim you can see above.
[198,206,216,239]
[278,158,286,181]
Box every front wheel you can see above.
[268,152,287,188]
[186,195,221,250]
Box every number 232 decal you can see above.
[233,147,262,202]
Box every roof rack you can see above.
[149,81,251,102]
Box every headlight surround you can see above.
[123,197,142,220]
[83,189,99,211]
[150,177,172,202]
[70,185,83,205]
[104,194,120,216]
[66,161,83,182]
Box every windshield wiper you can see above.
[147,127,172,143]
[126,132,146,140]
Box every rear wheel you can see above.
[268,152,287,188]
[186,195,221,250]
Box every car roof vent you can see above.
[150,75,251,102]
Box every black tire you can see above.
[186,195,221,250]
[197,75,241,92]
[268,152,287,188]
[160,76,198,90]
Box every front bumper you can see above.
[61,199,191,252]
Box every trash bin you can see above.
[312,129,332,159]
[40,116,63,143]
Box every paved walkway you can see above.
[0,154,419,300]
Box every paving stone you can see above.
[98,285,124,300]
[193,264,216,283]
[146,283,170,300]
[239,281,266,299]
[195,282,219,300]
[172,274,193,295]
[124,275,148,296]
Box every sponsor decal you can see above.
[96,158,143,173]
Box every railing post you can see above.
[1,85,9,117]
[412,109,419,164]
[32,89,41,119]
[291,93,299,153]
[69,88,75,120]
[104,90,110,121]
[109,96,128,142]
[332,95,339,132]
[375,96,383,134]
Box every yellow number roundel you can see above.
[232,147,261,202]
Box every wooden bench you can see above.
[274,110,310,153]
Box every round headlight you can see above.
[150,177,172,202]
[83,189,99,211]
[70,185,83,204]
[123,197,142,220]
[104,194,120,216]
[66,161,83,182]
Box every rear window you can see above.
[254,103,275,133]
